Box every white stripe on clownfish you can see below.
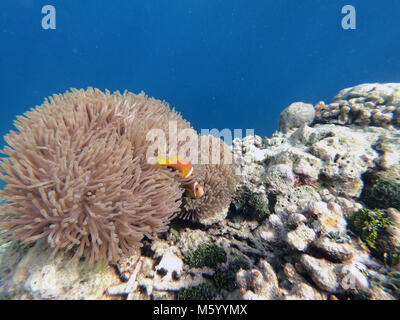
[193,182,198,198]
[184,167,194,179]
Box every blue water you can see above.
[1,0,400,145]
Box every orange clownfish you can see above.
[156,155,194,179]
[185,181,205,199]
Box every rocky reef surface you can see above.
[0,83,399,300]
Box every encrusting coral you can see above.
[0,88,238,264]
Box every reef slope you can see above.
[1,83,399,300]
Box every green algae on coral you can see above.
[213,256,250,292]
[184,243,226,268]
[361,165,400,210]
[177,283,214,300]
[167,221,182,244]
[348,208,393,250]
[213,270,228,292]
[232,188,269,222]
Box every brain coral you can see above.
[0,88,238,264]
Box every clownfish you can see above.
[156,155,194,179]
[185,181,205,199]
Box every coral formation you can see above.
[279,102,315,133]
[1,82,400,300]
[314,83,400,128]
[236,259,281,300]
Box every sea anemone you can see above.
[0,88,239,264]
[180,135,240,222]
[0,88,188,264]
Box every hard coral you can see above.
[0,88,191,264]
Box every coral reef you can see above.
[314,83,400,128]
[1,83,400,300]
[279,102,315,133]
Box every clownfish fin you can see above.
[184,189,192,198]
